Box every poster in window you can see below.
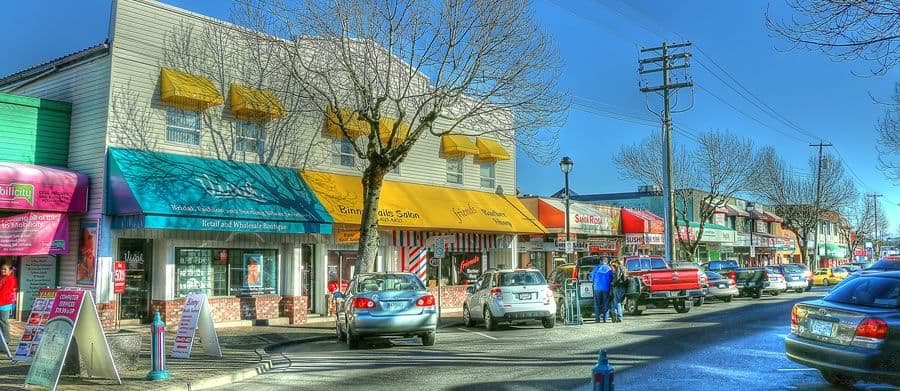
[457,254,481,285]
[243,253,263,288]
[76,220,98,286]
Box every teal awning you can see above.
[107,148,332,234]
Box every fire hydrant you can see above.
[146,311,171,381]
[592,349,614,391]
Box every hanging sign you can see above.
[12,288,57,363]
[113,261,126,294]
[24,288,120,390]
[171,293,222,359]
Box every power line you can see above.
[695,83,809,144]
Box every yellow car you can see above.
[812,267,848,287]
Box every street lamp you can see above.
[560,156,574,262]
[746,202,755,267]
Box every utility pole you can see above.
[640,42,693,261]
[868,193,883,257]
[810,142,832,270]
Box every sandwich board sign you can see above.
[12,288,57,363]
[0,329,8,359]
[24,288,121,390]
[171,293,222,359]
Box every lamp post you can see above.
[560,156,574,262]
[747,202,755,267]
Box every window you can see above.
[332,138,355,167]
[499,271,546,286]
[175,248,278,298]
[727,216,737,230]
[426,252,482,286]
[479,162,495,188]
[825,276,899,309]
[391,165,400,175]
[354,274,425,292]
[166,107,201,145]
[236,121,263,154]
[447,158,463,184]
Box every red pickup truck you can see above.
[623,256,704,315]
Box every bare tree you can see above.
[843,196,889,253]
[230,0,566,273]
[615,131,755,260]
[877,83,900,183]
[753,147,858,266]
[766,0,900,75]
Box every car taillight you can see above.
[729,278,736,286]
[729,271,736,281]
[763,272,769,281]
[490,288,503,300]
[852,317,888,348]
[353,297,376,309]
[544,287,553,305]
[790,305,802,334]
[416,295,436,307]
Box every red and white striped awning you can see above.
[390,230,511,252]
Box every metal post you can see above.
[661,42,676,263]
[565,171,571,263]
[438,260,443,321]
[810,142,832,270]
[749,217,754,267]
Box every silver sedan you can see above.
[705,271,738,302]
[334,272,438,349]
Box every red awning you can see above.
[723,204,749,217]
[621,208,664,234]
[750,210,783,223]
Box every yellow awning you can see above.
[159,68,224,110]
[230,84,286,120]
[323,107,370,139]
[301,171,546,234]
[441,135,478,156]
[378,118,410,145]
[475,138,511,161]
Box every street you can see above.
[219,288,893,391]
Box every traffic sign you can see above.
[565,241,575,254]
[434,237,446,258]
[428,258,440,267]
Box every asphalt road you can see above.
[220,288,896,391]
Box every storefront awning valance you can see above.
[301,171,546,234]
[159,68,224,110]
[475,138,511,161]
[323,107,371,139]
[0,162,88,213]
[230,83,286,120]
[378,118,411,145]
[107,148,332,234]
[441,134,478,156]
[685,221,736,243]
[519,197,618,236]
[621,208,664,234]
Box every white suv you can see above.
[462,269,556,330]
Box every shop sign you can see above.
[0,212,68,256]
[217,249,229,263]
[518,241,557,252]
[171,293,222,359]
[625,233,664,246]
[854,248,867,256]
[113,261,126,294]
[336,230,361,243]
[75,220,99,287]
[587,237,618,252]
[12,288,56,363]
[0,165,88,213]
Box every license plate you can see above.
[518,293,532,300]
[792,275,801,281]
[810,319,835,337]
[718,284,727,289]
[383,302,404,311]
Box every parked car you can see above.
[733,268,786,299]
[767,264,810,293]
[863,257,900,272]
[701,259,740,274]
[704,271,737,302]
[622,256,703,315]
[764,268,789,295]
[674,261,708,306]
[840,265,862,273]
[813,267,849,287]
[785,271,900,387]
[463,269,556,330]
[334,272,438,349]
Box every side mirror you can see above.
[466,286,475,294]
[332,292,344,300]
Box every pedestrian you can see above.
[589,259,613,322]
[609,260,628,323]
[0,262,17,344]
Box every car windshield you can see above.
[706,272,723,279]
[707,260,739,270]
[782,265,805,274]
[355,274,425,293]
[867,259,900,271]
[500,271,546,286]
[825,276,900,309]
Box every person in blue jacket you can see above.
[589,259,614,322]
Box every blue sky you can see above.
[1,1,898,233]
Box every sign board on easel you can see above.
[24,288,121,390]
[0,329,9,358]
[12,288,57,363]
[171,293,222,359]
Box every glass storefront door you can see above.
[326,251,356,294]
[300,244,315,311]
[118,239,152,322]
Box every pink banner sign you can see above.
[0,212,68,256]
[0,163,88,213]
[48,289,85,323]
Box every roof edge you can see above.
[0,41,109,88]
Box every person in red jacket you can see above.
[0,262,18,344]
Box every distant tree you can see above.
[844,196,889,253]
[766,0,900,75]
[877,83,900,184]
[615,131,755,260]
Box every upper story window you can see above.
[727,216,736,230]
[332,138,355,167]
[479,162,495,188]
[447,158,463,184]
[166,108,201,146]
[236,121,263,154]
[391,165,400,175]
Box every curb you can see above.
[161,335,335,391]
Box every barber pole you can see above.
[147,311,171,381]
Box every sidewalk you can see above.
[0,310,464,390]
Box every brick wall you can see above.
[428,286,468,310]
[240,295,281,320]
[96,301,118,331]
[280,296,308,324]
[152,297,242,326]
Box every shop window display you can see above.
[427,252,483,286]
[175,248,278,298]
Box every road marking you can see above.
[776,368,818,372]
[455,327,498,340]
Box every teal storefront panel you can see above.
[107,148,332,234]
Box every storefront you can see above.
[621,208,665,256]
[301,171,546,312]
[106,148,332,325]
[517,197,621,274]
[689,222,737,262]
[0,162,88,320]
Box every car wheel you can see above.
[347,326,361,350]
[556,300,566,322]
[674,300,691,314]
[722,296,733,303]
[795,288,804,294]
[770,291,779,296]
[693,296,704,307]
[752,290,762,299]
[624,297,642,316]
[823,279,830,287]
[542,316,555,329]
[336,318,346,342]
[484,307,497,331]
[421,332,435,347]
[463,305,475,327]
[820,371,855,387]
